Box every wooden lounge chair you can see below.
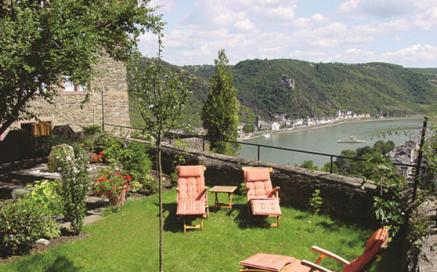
[240,227,389,272]
[242,167,281,227]
[176,165,209,233]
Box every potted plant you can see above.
[94,169,132,206]
[89,151,104,163]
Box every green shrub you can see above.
[58,146,90,234]
[309,189,323,214]
[122,142,151,180]
[81,125,104,152]
[141,174,158,195]
[0,200,59,256]
[170,172,178,187]
[298,160,319,171]
[242,123,255,133]
[23,180,63,217]
[96,134,134,166]
[370,154,406,235]
[83,125,102,136]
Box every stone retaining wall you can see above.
[154,144,378,224]
[406,196,437,272]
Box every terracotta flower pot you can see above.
[108,189,126,207]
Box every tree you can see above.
[242,123,255,133]
[0,0,161,135]
[298,160,319,171]
[202,49,240,155]
[128,35,192,272]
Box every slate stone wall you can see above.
[26,54,130,130]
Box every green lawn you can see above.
[0,191,396,271]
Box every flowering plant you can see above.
[90,151,104,163]
[94,169,132,203]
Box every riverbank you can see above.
[239,116,424,141]
[238,117,423,167]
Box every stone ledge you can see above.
[160,144,377,192]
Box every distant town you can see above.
[240,110,373,137]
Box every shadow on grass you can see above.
[234,203,276,229]
[315,221,341,232]
[158,202,209,233]
[160,202,181,233]
[15,255,80,272]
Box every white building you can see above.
[271,122,281,130]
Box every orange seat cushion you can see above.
[176,199,205,216]
[240,253,303,272]
[251,199,282,216]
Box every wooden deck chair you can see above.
[242,167,281,227]
[239,227,389,272]
[176,165,209,233]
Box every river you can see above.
[238,118,423,166]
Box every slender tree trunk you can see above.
[156,135,164,272]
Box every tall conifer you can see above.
[202,49,240,154]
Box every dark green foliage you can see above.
[122,142,153,193]
[0,200,59,256]
[83,125,102,137]
[186,60,437,122]
[373,140,395,155]
[242,123,255,133]
[298,160,319,171]
[368,154,406,235]
[202,50,240,155]
[0,0,161,135]
[58,145,90,234]
[422,121,437,192]
[327,141,396,178]
[128,58,203,128]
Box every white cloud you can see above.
[149,0,176,13]
[137,0,437,67]
[383,44,437,66]
[414,6,437,29]
[332,48,377,63]
[235,18,255,31]
[339,0,437,31]
[339,0,415,18]
[354,19,411,34]
[340,0,361,13]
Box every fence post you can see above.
[412,116,428,202]
[330,156,333,174]
[257,145,260,161]
[202,138,205,152]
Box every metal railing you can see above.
[104,123,418,175]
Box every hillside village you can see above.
[249,110,372,134]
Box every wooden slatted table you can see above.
[209,185,238,209]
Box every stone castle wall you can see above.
[25,54,130,130]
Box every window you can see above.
[21,122,52,137]
[63,76,86,92]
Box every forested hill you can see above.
[128,58,437,128]
[184,59,437,120]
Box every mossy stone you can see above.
[47,144,75,172]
